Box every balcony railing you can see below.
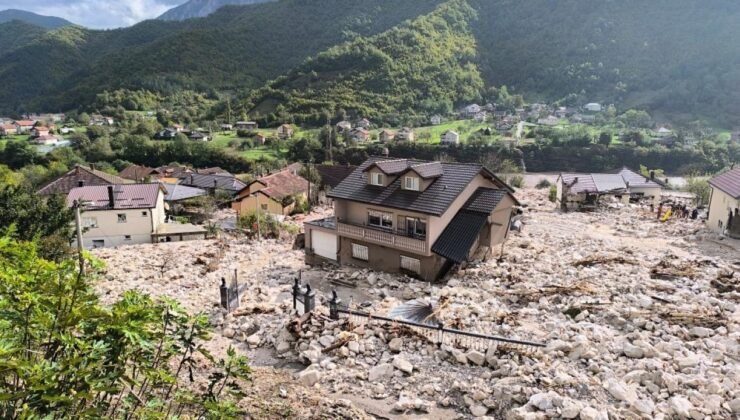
[336,220,427,254]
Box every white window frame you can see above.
[404,176,420,191]
[82,217,98,229]
[370,172,385,186]
[400,255,421,274]
[405,217,427,238]
[368,210,393,229]
[351,243,369,261]
[117,213,127,223]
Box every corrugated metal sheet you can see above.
[162,183,207,202]
[67,184,163,210]
[709,167,740,199]
[181,174,246,193]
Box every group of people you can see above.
[651,202,698,221]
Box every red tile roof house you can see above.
[67,183,207,248]
[14,120,35,133]
[1,124,18,136]
[38,165,133,196]
[232,169,309,216]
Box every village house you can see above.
[14,120,35,133]
[349,128,369,143]
[315,164,357,205]
[232,169,308,216]
[440,130,460,145]
[655,127,673,137]
[60,126,76,135]
[462,104,482,118]
[1,124,17,136]
[30,126,51,138]
[474,111,488,122]
[379,129,396,143]
[38,165,132,195]
[118,164,162,182]
[235,121,258,130]
[253,133,267,145]
[396,127,415,142]
[188,131,209,141]
[357,118,371,129]
[32,135,60,145]
[707,167,740,238]
[90,115,114,126]
[67,183,207,248]
[180,173,246,195]
[430,115,442,125]
[303,157,518,281]
[556,168,664,211]
[155,128,178,140]
[220,123,233,131]
[336,121,352,133]
[584,103,602,113]
[277,124,294,139]
[537,115,561,126]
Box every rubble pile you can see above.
[92,189,739,418]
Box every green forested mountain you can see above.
[0,20,50,52]
[158,0,275,21]
[0,9,72,28]
[1,0,739,125]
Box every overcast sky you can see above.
[0,0,184,29]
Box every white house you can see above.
[463,104,482,118]
[655,127,673,137]
[336,120,352,133]
[537,116,561,126]
[430,115,442,125]
[67,184,206,248]
[440,130,460,145]
[707,167,740,237]
[396,127,415,142]
[584,103,602,113]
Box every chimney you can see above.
[650,170,655,180]
[107,185,115,208]
[78,180,84,187]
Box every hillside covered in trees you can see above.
[1,0,739,126]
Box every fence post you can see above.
[304,284,316,314]
[219,278,228,310]
[292,277,300,310]
[233,269,240,307]
[329,289,341,320]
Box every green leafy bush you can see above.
[509,175,524,188]
[548,184,558,202]
[535,178,551,189]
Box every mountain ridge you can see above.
[157,0,275,21]
[0,9,73,29]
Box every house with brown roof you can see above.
[232,169,309,216]
[379,129,396,143]
[119,164,161,182]
[14,120,35,133]
[1,124,18,136]
[38,165,132,196]
[30,126,50,138]
[350,127,369,142]
[396,127,415,142]
[31,135,60,145]
[67,183,206,248]
[304,157,518,281]
[315,164,357,204]
[277,124,294,139]
[707,167,740,237]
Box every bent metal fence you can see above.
[291,280,546,351]
[219,269,240,312]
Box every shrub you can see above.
[535,178,551,189]
[548,184,558,202]
[237,210,296,238]
[684,176,711,206]
[509,174,524,188]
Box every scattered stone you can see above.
[669,396,693,417]
[388,337,403,353]
[392,356,413,374]
[368,363,394,382]
[298,368,321,387]
[470,404,488,417]
[466,350,485,366]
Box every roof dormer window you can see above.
[370,172,384,186]
[404,176,420,191]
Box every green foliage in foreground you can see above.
[684,176,711,206]
[0,236,251,419]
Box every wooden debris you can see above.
[573,256,636,267]
[232,303,275,316]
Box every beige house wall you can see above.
[336,237,445,281]
[234,193,286,216]
[707,187,740,234]
[630,186,662,205]
[80,209,153,247]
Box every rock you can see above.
[632,399,655,415]
[368,363,394,382]
[470,404,489,417]
[348,341,359,353]
[246,333,261,346]
[528,392,558,411]
[466,350,485,366]
[319,335,335,347]
[392,356,413,374]
[579,406,606,420]
[222,327,236,338]
[452,349,468,364]
[605,378,635,402]
[728,398,740,413]
[372,383,386,396]
[561,399,581,418]
[669,396,693,417]
[676,356,698,369]
[622,342,644,359]
[388,337,403,353]
[485,343,498,366]
[689,326,713,337]
[297,368,321,386]
[276,340,291,354]
[393,396,413,412]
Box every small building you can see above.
[349,128,369,142]
[440,130,460,145]
[379,129,396,143]
[707,167,740,238]
[156,128,178,140]
[473,111,488,122]
[336,121,352,133]
[90,115,114,126]
[1,124,18,136]
[254,133,267,145]
[356,118,371,129]
[119,164,161,182]
[396,127,415,142]
[188,131,209,142]
[235,121,258,130]
[556,169,664,211]
[617,168,664,205]
[180,173,247,195]
[655,127,673,137]
[38,165,132,196]
[14,120,35,133]
[232,169,308,216]
[463,104,482,118]
[161,183,207,203]
[584,103,602,113]
[31,126,51,137]
[32,135,59,145]
[537,116,561,126]
[303,158,518,281]
[220,123,233,131]
[430,115,442,125]
[60,126,76,135]
[277,124,294,139]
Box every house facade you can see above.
[277,124,294,139]
[232,169,308,216]
[379,129,396,142]
[556,168,663,211]
[441,130,460,145]
[14,120,34,133]
[1,124,17,136]
[396,127,415,142]
[235,121,258,130]
[707,167,740,237]
[304,158,518,281]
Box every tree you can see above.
[598,131,612,146]
[0,236,251,418]
[0,141,39,169]
[77,112,91,125]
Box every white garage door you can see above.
[312,230,337,261]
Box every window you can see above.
[352,243,369,261]
[368,210,393,229]
[404,176,420,191]
[369,172,384,186]
[400,256,421,274]
[405,217,427,238]
[82,217,98,229]
[261,204,268,211]
[117,214,127,223]
[141,211,148,217]
[92,240,105,248]
[124,235,132,241]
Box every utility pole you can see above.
[326,116,333,164]
[74,200,85,275]
[306,160,312,213]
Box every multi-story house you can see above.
[707,167,740,238]
[304,157,518,281]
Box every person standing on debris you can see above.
[691,208,699,220]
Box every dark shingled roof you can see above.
[161,183,207,202]
[316,165,357,189]
[365,159,411,175]
[463,188,507,214]
[409,162,444,179]
[181,173,246,193]
[431,211,488,264]
[119,164,158,181]
[330,157,507,216]
[709,167,740,199]
[38,165,132,195]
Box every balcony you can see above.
[336,219,428,254]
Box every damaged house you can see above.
[303,157,518,281]
[556,168,664,211]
